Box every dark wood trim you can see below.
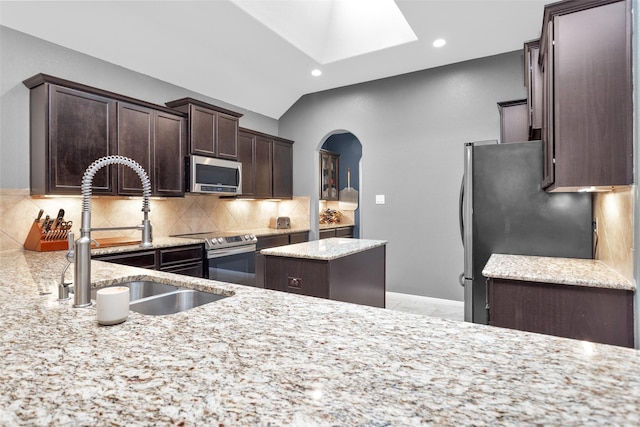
[22,73,187,117]
[165,97,243,118]
[238,127,294,145]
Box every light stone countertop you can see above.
[483,254,635,291]
[2,249,640,425]
[260,237,387,260]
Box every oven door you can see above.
[207,245,256,286]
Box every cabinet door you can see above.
[524,40,543,139]
[47,85,116,194]
[155,111,186,196]
[255,136,273,198]
[552,1,632,189]
[190,105,216,156]
[541,20,555,189]
[216,112,239,160]
[237,131,255,196]
[273,140,293,199]
[117,103,153,196]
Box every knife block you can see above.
[23,221,69,252]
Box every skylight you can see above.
[231,0,418,64]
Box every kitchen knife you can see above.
[42,215,51,232]
[36,209,44,222]
[52,209,65,230]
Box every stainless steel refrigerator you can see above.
[460,140,593,324]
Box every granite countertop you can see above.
[483,254,635,291]
[90,229,311,256]
[91,236,205,256]
[2,249,640,425]
[260,237,387,260]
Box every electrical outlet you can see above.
[593,219,598,233]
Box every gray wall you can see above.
[280,51,526,300]
[0,26,278,189]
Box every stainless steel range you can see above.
[172,231,257,286]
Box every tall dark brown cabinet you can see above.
[539,0,633,191]
[237,128,293,199]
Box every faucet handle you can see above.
[65,232,75,263]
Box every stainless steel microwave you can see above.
[187,155,242,195]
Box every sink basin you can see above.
[129,289,227,316]
[91,280,181,301]
[92,280,227,315]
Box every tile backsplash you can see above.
[593,187,634,283]
[0,189,309,253]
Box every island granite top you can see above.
[483,254,635,291]
[260,237,387,260]
[1,249,639,425]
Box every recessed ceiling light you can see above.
[311,69,322,77]
[433,38,446,48]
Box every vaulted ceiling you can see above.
[0,0,552,119]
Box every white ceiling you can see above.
[0,0,552,119]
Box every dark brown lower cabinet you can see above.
[319,226,354,239]
[487,278,634,348]
[264,245,385,308]
[254,232,309,288]
[93,244,205,278]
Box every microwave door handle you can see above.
[236,168,240,186]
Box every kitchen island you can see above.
[261,238,387,307]
[1,249,639,425]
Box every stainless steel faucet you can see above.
[71,155,153,308]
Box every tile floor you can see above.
[386,292,464,322]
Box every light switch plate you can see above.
[375,195,385,205]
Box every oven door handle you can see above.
[207,245,257,259]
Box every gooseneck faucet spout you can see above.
[73,155,153,308]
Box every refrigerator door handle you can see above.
[459,175,464,245]
[458,272,464,287]
[463,144,474,280]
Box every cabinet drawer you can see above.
[159,245,204,266]
[335,227,353,238]
[257,234,289,250]
[319,229,335,240]
[289,232,309,244]
[94,250,157,269]
[160,261,204,278]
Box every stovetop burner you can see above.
[171,231,257,251]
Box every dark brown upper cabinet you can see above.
[497,100,529,144]
[23,74,187,197]
[165,98,243,161]
[117,103,186,197]
[523,39,542,140]
[539,0,633,192]
[237,128,293,199]
[27,83,117,195]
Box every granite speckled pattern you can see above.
[260,237,387,260]
[2,249,640,425]
[483,254,635,291]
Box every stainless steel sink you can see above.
[129,289,227,316]
[92,280,228,315]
